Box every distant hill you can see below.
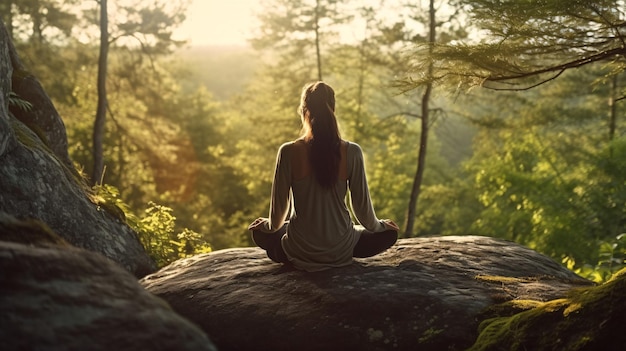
[176,45,260,100]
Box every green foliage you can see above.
[457,66,626,282]
[418,0,626,90]
[177,46,260,100]
[566,234,626,283]
[10,0,625,284]
[93,184,211,267]
[251,0,350,80]
[466,126,615,272]
[2,0,80,43]
[8,92,33,111]
[135,202,211,267]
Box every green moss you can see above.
[469,268,626,350]
[11,117,46,150]
[11,67,34,83]
[418,327,444,343]
[475,275,525,284]
[11,115,131,226]
[17,119,49,146]
[93,197,127,223]
[476,298,544,325]
[0,215,70,247]
[10,116,91,187]
[7,72,130,230]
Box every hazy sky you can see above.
[175,0,260,46]
[174,0,407,47]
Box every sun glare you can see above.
[175,0,260,46]
[175,0,406,47]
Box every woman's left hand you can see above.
[382,219,399,231]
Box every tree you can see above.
[404,0,436,236]
[366,0,468,235]
[92,0,108,184]
[455,63,626,277]
[1,0,85,104]
[86,0,189,185]
[252,0,349,82]
[405,0,626,91]
[393,0,626,271]
[0,0,79,44]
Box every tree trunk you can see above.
[404,0,436,236]
[314,0,323,81]
[92,0,109,185]
[32,6,44,44]
[354,38,367,143]
[609,74,617,146]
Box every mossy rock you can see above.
[0,212,69,247]
[469,268,626,351]
[0,21,156,277]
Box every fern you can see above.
[8,92,33,111]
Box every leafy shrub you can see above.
[563,233,626,283]
[93,184,211,267]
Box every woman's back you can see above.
[290,139,348,182]
[281,140,385,271]
[286,140,352,249]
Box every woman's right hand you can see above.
[248,217,268,231]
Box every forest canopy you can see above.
[3,0,624,280]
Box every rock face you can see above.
[0,239,217,351]
[0,19,155,277]
[8,32,72,168]
[141,236,593,351]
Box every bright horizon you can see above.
[174,0,404,47]
[174,0,260,47]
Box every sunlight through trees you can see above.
[3,0,624,277]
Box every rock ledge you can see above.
[142,236,591,351]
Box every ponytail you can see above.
[299,82,341,189]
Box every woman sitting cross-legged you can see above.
[248,81,398,272]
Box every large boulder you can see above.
[141,235,594,351]
[7,29,71,168]
[0,239,217,350]
[0,19,155,277]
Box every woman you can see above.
[248,81,398,271]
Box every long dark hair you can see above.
[299,81,341,188]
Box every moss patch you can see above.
[469,268,626,351]
[10,116,132,226]
[475,275,526,284]
[0,214,70,247]
[418,327,444,343]
[10,114,99,190]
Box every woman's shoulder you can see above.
[278,140,298,152]
[343,140,363,155]
[288,139,309,152]
[280,139,309,160]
